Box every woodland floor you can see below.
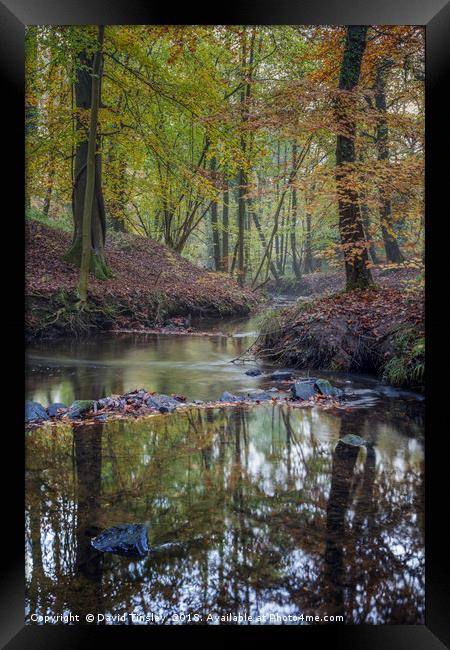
[266,265,421,297]
[26,220,259,339]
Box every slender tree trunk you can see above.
[279,142,288,273]
[303,212,315,273]
[78,25,106,303]
[237,165,246,285]
[375,59,404,264]
[65,26,111,281]
[109,153,126,232]
[275,140,281,272]
[251,202,279,281]
[221,183,229,272]
[290,144,301,279]
[210,156,221,271]
[252,137,311,287]
[335,25,373,290]
[237,32,248,286]
[236,28,256,286]
[42,157,55,217]
[230,238,239,275]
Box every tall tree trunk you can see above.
[237,165,246,285]
[275,140,282,272]
[236,31,250,286]
[375,59,404,264]
[221,183,229,272]
[42,156,55,217]
[335,25,373,290]
[279,142,288,273]
[250,201,279,281]
[65,26,111,282]
[236,27,256,286]
[77,25,107,302]
[290,144,301,279]
[303,212,315,273]
[108,152,126,232]
[210,156,221,271]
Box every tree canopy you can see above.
[25,25,424,290]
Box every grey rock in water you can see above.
[271,370,293,381]
[247,391,274,402]
[46,402,67,417]
[68,400,95,419]
[91,524,149,558]
[315,379,343,398]
[146,394,179,412]
[245,368,262,376]
[219,391,244,403]
[291,380,317,401]
[25,400,49,422]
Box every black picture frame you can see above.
[2,0,448,647]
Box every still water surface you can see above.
[25,313,424,624]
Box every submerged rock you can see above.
[46,402,67,417]
[271,370,293,381]
[339,434,367,447]
[291,380,317,401]
[245,368,262,376]
[91,524,149,558]
[25,400,49,422]
[69,400,95,419]
[220,391,244,403]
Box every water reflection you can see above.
[25,404,424,624]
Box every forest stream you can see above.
[25,302,425,625]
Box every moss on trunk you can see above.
[64,238,113,281]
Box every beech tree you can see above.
[335,25,373,290]
[374,59,405,264]
[26,26,423,288]
[65,25,111,282]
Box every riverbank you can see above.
[256,285,424,389]
[26,220,260,340]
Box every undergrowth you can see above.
[382,327,425,386]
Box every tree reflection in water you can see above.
[25,404,424,624]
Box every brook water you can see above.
[25,309,425,624]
